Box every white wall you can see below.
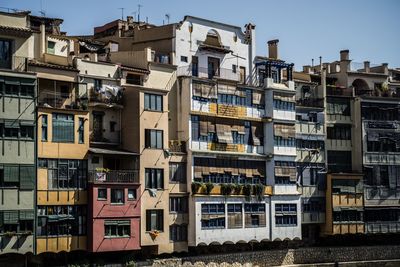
[270,195,302,241]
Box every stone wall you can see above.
[139,245,400,267]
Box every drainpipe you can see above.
[40,23,46,59]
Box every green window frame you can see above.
[47,41,55,54]
[104,220,131,238]
[52,113,74,143]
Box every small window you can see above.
[180,56,188,62]
[41,115,48,141]
[145,168,164,189]
[47,41,56,54]
[111,189,124,204]
[20,126,34,139]
[94,79,102,90]
[92,156,100,164]
[145,129,163,149]
[144,93,163,112]
[98,188,107,200]
[110,121,117,132]
[78,118,84,144]
[232,64,237,73]
[126,73,142,85]
[146,210,164,231]
[128,189,136,200]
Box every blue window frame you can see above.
[201,204,225,229]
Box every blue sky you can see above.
[3,0,400,70]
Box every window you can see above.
[145,129,163,149]
[192,56,198,76]
[42,115,48,141]
[111,189,124,204]
[20,126,34,139]
[327,125,351,140]
[92,156,99,164]
[47,41,56,54]
[128,189,136,200]
[244,204,266,228]
[94,79,102,90]
[52,113,74,143]
[110,121,116,132]
[327,151,352,173]
[37,205,86,236]
[78,118,84,144]
[170,224,187,242]
[104,220,130,238]
[180,56,188,62]
[20,84,35,97]
[0,39,12,69]
[42,159,87,189]
[274,136,296,147]
[98,188,107,200]
[169,163,186,183]
[126,73,142,85]
[145,168,164,189]
[0,210,34,234]
[333,210,363,223]
[146,210,163,231]
[232,64,237,73]
[201,204,225,229]
[4,127,18,138]
[275,203,297,227]
[144,93,163,112]
[227,204,242,229]
[169,197,188,213]
[191,115,199,141]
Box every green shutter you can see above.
[19,210,34,220]
[0,211,3,227]
[3,211,19,224]
[20,166,35,190]
[4,166,19,182]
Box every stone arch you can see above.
[204,29,222,47]
[352,78,370,95]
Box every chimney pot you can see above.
[364,61,370,73]
[340,49,349,61]
[267,39,279,59]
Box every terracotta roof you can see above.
[28,60,79,72]
[120,65,150,74]
[0,25,36,36]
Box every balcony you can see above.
[297,150,325,163]
[274,146,296,156]
[192,183,272,196]
[332,193,363,207]
[365,222,400,234]
[274,184,299,195]
[178,66,246,83]
[191,140,264,155]
[326,139,352,151]
[296,98,324,108]
[363,152,400,165]
[88,170,139,184]
[302,212,325,224]
[0,55,29,72]
[332,223,364,235]
[326,85,353,97]
[169,140,186,153]
[364,187,400,206]
[296,122,325,137]
[89,87,123,107]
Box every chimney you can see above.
[267,39,279,59]
[245,23,256,84]
[364,61,370,73]
[39,23,46,58]
[127,16,134,24]
[303,65,311,74]
[340,49,349,61]
[382,63,389,75]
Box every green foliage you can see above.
[221,183,234,195]
[233,183,242,194]
[205,182,214,194]
[253,184,265,201]
[191,182,203,194]
[243,184,252,196]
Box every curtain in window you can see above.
[389,166,398,189]
[218,84,236,95]
[251,125,261,146]
[199,120,208,136]
[252,91,262,105]
[207,120,215,133]
[216,124,232,144]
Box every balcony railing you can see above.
[326,85,353,97]
[177,66,245,83]
[365,187,400,200]
[296,98,324,108]
[88,170,139,184]
[38,91,88,110]
[169,140,186,153]
[0,56,29,72]
[89,88,123,106]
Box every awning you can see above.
[89,147,139,156]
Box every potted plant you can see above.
[233,183,242,194]
[253,184,265,201]
[191,182,203,194]
[205,182,214,195]
[221,183,234,195]
[243,184,252,200]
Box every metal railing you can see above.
[177,66,246,83]
[88,170,139,183]
[326,86,353,97]
[169,140,186,153]
[296,98,324,108]
[365,222,400,234]
[365,187,400,200]
[89,88,123,105]
[38,90,88,110]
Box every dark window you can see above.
[111,189,124,204]
[144,93,163,111]
[37,205,87,236]
[275,203,298,227]
[169,197,188,213]
[327,151,352,173]
[110,121,116,132]
[126,73,142,85]
[145,168,164,189]
[191,115,199,141]
[169,224,187,241]
[128,188,136,200]
[47,41,55,54]
[4,127,18,138]
[146,210,163,231]
[42,115,48,141]
[94,79,102,90]
[98,188,107,200]
[180,56,188,62]
[201,204,225,229]
[169,163,186,183]
[78,118,84,144]
[20,85,34,97]
[232,64,237,73]
[104,220,130,238]
[192,56,198,77]
[91,156,99,164]
[327,125,351,140]
[52,113,74,143]
[145,129,163,149]
[20,126,34,139]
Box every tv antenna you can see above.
[39,0,46,16]
[137,4,142,22]
[118,7,125,20]
[165,14,170,24]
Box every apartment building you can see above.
[0,10,36,255]
[28,16,89,254]
[293,70,326,242]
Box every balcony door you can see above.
[0,39,12,69]
[208,57,220,79]
[92,112,103,142]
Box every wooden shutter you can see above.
[199,120,208,136]
[20,166,35,190]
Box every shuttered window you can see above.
[146,210,163,231]
[52,113,74,143]
[227,204,242,229]
[19,166,35,190]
